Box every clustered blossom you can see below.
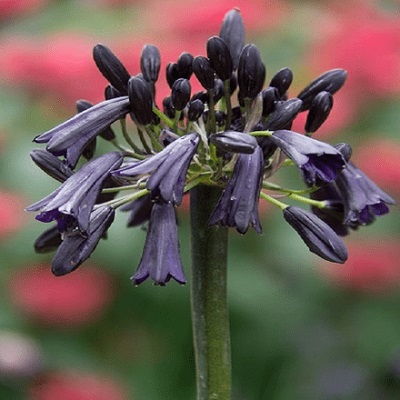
[27,9,395,285]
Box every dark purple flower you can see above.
[51,206,115,276]
[269,67,293,98]
[34,97,131,168]
[26,152,123,233]
[115,133,200,205]
[219,8,245,70]
[297,68,347,111]
[140,44,161,83]
[93,44,130,94]
[30,149,73,183]
[283,206,348,263]
[331,161,395,226]
[209,131,258,154]
[237,44,266,100]
[209,146,264,234]
[132,202,185,285]
[34,225,62,254]
[269,130,346,185]
[310,184,351,236]
[121,192,153,228]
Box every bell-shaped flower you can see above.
[26,152,123,233]
[51,206,115,276]
[34,97,131,168]
[209,146,264,234]
[333,161,395,226]
[268,130,346,186]
[283,206,348,264]
[114,133,200,205]
[132,202,185,285]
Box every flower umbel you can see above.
[27,8,394,282]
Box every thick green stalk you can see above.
[190,184,231,400]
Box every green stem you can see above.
[190,185,231,400]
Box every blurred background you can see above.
[0,0,400,399]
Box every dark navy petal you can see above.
[30,149,73,182]
[27,152,123,233]
[283,206,348,263]
[51,206,115,276]
[209,146,264,234]
[115,133,199,205]
[335,161,395,225]
[34,97,130,168]
[121,192,153,228]
[270,130,346,185]
[132,202,185,285]
[209,131,258,154]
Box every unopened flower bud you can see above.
[34,226,62,253]
[128,76,154,125]
[283,206,348,263]
[213,79,224,102]
[207,36,233,81]
[298,69,347,110]
[210,131,258,154]
[104,84,122,100]
[162,96,175,119]
[305,91,333,133]
[269,67,293,97]
[171,78,191,111]
[177,52,194,80]
[192,56,215,90]
[187,99,205,121]
[215,111,226,126]
[140,44,161,82]
[238,44,266,99]
[219,8,245,70]
[261,86,279,117]
[264,98,302,130]
[30,149,73,182]
[166,62,180,88]
[93,44,130,95]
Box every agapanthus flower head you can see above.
[27,8,394,283]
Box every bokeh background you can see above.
[0,0,400,399]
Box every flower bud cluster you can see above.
[27,9,395,285]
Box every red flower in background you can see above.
[0,0,47,19]
[144,0,288,38]
[8,264,114,327]
[0,191,27,239]
[0,34,125,105]
[307,2,400,99]
[354,138,400,197]
[0,33,204,108]
[30,371,128,400]
[320,241,400,292]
